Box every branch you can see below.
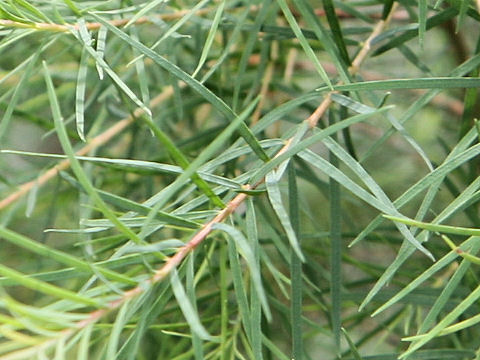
[0,7,213,33]
[0,85,180,210]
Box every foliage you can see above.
[0,0,480,359]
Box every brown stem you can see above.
[0,85,179,210]
[251,62,275,125]
[0,8,212,33]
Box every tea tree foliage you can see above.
[0,0,480,359]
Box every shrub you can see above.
[1,1,480,359]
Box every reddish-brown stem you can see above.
[0,8,213,33]
[0,85,179,210]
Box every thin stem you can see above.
[349,3,399,74]
[0,84,181,210]
[251,61,275,125]
[0,5,260,34]
[0,7,215,33]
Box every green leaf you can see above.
[0,44,40,141]
[277,0,333,89]
[293,0,351,82]
[0,226,136,285]
[318,77,480,92]
[25,179,38,218]
[456,0,470,32]
[13,0,51,22]
[250,105,394,184]
[77,324,93,360]
[397,45,432,74]
[106,300,131,359]
[328,114,342,352]
[124,0,168,28]
[1,150,242,190]
[69,26,152,118]
[122,239,185,253]
[419,0,427,47]
[89,12,270,162]
[192,0,225,78]
[43,60,142,244]
[373,7,458,56]
[75,46,88,142]
[213,223,271,320]
[186,254,204,360]
[246,198,263,360]
[342,328,363,360]
[357,138,480,310]
[419,238,480,334]
[400,283,480,358]
[330,93,433,170]
[384,215,480,237]
[95,26,107,79]
[0,264,102,307]
[62,0,82,16]
[352,127,480,247]
[232,0,274,111]
[226,232,252,342]
[138,97,262,237]
[0,3,33,23]
[170,268,212,341]
[266,172,304,261]
[382,0,395,19]
[322,0,351,65]
[288,164,303,360]
[370,235,478,317]
[127,0,210,60]
[322,137,433,258]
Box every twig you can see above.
[349,3,399,74]
[0,85,179,210]
[284,48,298,84]
[0,8,212,33]
[305,3,399,129]
[0,5,260,33]
[252,62,275,125]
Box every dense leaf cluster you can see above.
[0,0,480,359]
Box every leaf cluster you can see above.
[0,0,480,359]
